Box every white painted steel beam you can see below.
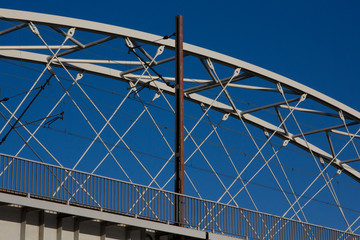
[1,8,359,122]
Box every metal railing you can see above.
[0,153,359,240]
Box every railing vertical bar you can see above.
[1,156,4,189]
[66,168,69,202]
[89,175,92,207]
[40,162,42,196]
[222,203,224,233]
[156,188,158,220]
[7,158,12,190]
[162,191,164,221]
[225,205,228,234]
[102,176,104,209]
[62,167,65,201]
[279,218,290,239]
[84,172,86,204]
[107,178,110,210]
[246,210,250,239]
[52,166,54,200]
[86,172,89,206]
[6,157,9,190]
[99,176,102,209]
[92,175,95,207]
[96,173,103,208]
[110,178,112,210]
[47,165,49,198]
[145,186,147,217]
[117,180,119,212]
[74,171,77,202]
[80,173,85,205]
[139,186,141,217]
[19,158,22,192]
[42,163,45,196]
[94,176,97,208]
[75,170,78,203]
[167,192,169,223]
[10,157,13,190]
[281,218,284,240]
[269,215,273,240]
[55,166,59,199]
[131,182,133,215]
[191,197,194,228]
[237,208,240,237]
[13,157,15,191]
[38,161,41,196]
[83,173,86,205]
[244,209,247,238]
[69,169,73,203]
[83,172,86,205]
[259,212,262,238]
[0,156,3,189]
[43,163,45,197]
[262,213,265,239]
[80,172,83,204]
[87,174,90,207]
[120,181,123,213]
[232,206,234,235]
[34,160,38,195]
[127,182,129,214]
[17,158,20,192]
[78,171,81,204]
[58,167,61,201]
[96,176,98,208]
[146,187,149,218]
[7,157,9,190]
[81,171,84,204]
[4,156,6,189]
[236,207,239,236]
[116,180,118,212]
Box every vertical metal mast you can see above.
[174,14,184,226]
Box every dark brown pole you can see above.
[174,14,184,227]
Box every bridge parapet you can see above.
[0,153,359,240]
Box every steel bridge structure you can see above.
[0,8,360,240]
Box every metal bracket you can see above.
[28,22,40,36]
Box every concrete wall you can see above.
[0,205,155,240]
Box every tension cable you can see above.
[14,111,64,129]
[127,47,173,88]
[0,74,54,145]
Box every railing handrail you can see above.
[0,152,359,239]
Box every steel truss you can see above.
[0,8,360,236]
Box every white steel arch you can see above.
[0,8,360,233]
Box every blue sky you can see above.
[1,0,360,233]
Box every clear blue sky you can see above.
[1,0,360,233]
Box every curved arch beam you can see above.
[1,8,359,122]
